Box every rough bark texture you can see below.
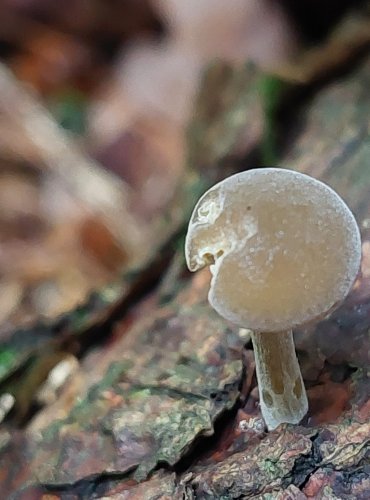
[1,47,370,500]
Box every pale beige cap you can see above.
[185,168,361,332]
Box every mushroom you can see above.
[185,168,361,430]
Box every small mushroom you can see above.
[185,168,361,430]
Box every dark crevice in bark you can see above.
[22,468,136,500]
[170,381,243,474]
[282,432,322,489]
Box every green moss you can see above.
[259,75,287,165]
[0,348,17,379]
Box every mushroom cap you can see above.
[185,168,361,332]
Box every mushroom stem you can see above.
[251,330,308,430]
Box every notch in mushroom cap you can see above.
[185,168,361,429]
